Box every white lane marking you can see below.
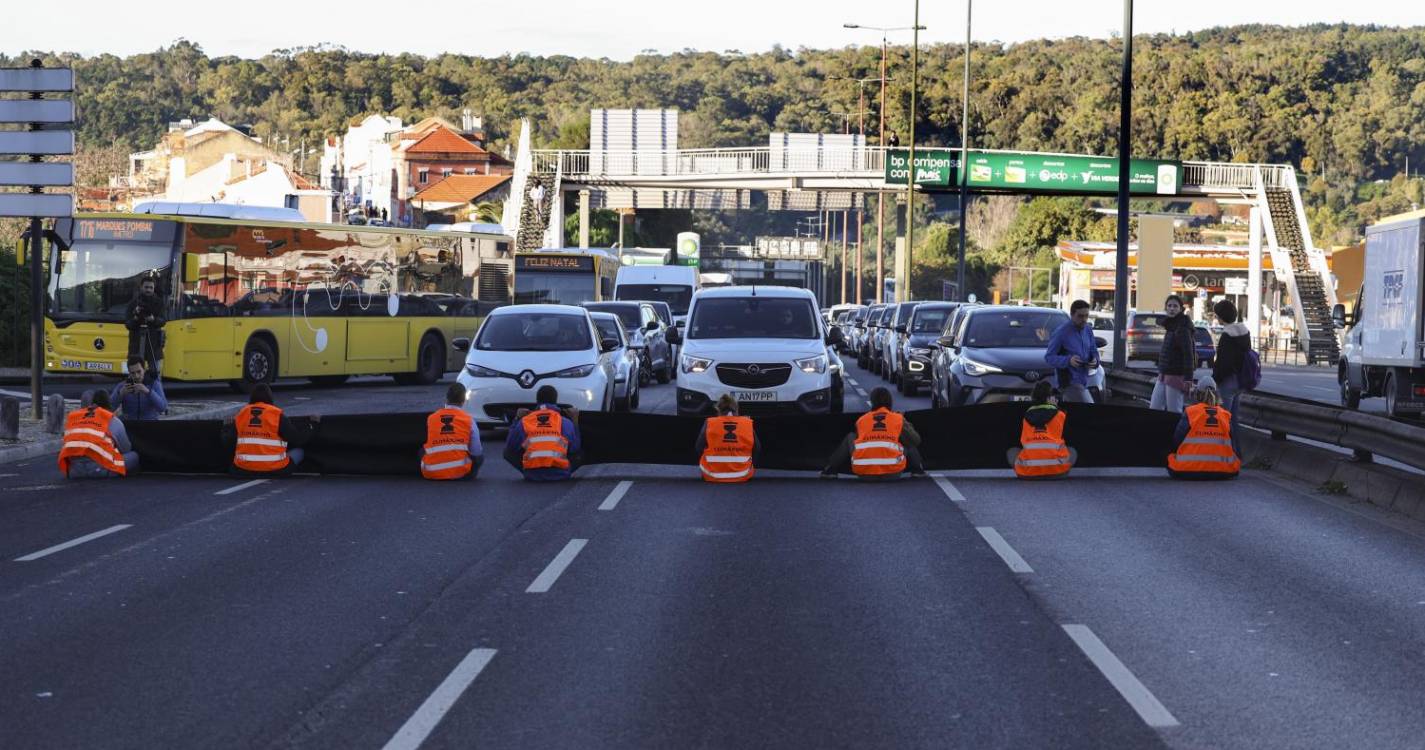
[0,473,18,478]
[598,480,633,511]
[381,647,497,750]
[932,474,967,502]
[853,386,868,396]
[976,527,1033,573]
[14,524,132,562]
[215,479,269,496]
[1062,624,1180,728]
[526,539,588,593]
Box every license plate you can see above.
[733,390,778,402]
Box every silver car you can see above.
[590,312,641,411]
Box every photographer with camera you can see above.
[126,274,167,373]
[109,356,168,421]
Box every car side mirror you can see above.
[452,337,471,352]
[826,326,844,345]
[1094,336,1108,349]
[601,338,621,353]
[644,320,659,331]
[937,335,956,348]
[665,326,682,345]
[1331,303,1346,328]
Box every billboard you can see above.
[964,152,1179,195]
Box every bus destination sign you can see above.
[516,254,594,272]
[75,218,177,243]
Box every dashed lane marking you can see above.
[976,527,1033,573]
[598,481,633,511]
[526,539,588,593]
[932,474,967,502]
[1062,624,1180,728]
[381,648,498,750]
[215,479,269,496]
[14,524,132,562]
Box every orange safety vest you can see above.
[1168,403,1241,476]
[58,406,127,477]
[1014,406,1072,478]
[851,408,907,476]
[233,403,290,472]
[700,415,755,483]
[521,408,570,471]
[422,406,474,480]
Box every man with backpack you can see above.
[1211,300,1260,458]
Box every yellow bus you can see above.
[44,208,513,390]
[512,248,620,306]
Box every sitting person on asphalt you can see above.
[421,383,483,480]
[109,356,168,421]
[1168,376,1241,480]
[695,393,760,483]
[223,383,319,476]
[821,386,925,480]
[1043,299,1099,404]
[504,385,581,481]
[59,389,138,479]
[1008,380,1076,479]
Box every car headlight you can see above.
[681,354,712,374]
[795,355,827,374]
[464,363,504,378]
[553,363,597,378]
[959,357,1002,377]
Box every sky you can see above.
[4,0,1423,60]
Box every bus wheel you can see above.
[397,333,444,386]
[240,338,277,391]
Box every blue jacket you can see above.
[109,375,168,421]
[1043,321,1098,388]
[503,404,581,481]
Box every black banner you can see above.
[126,404,1181,476]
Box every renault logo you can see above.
[93,338,106,351]
[518,370,536,388]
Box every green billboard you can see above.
[885,148,959,187]
[963,152,1179,195]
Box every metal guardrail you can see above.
[1107,369,1425,470]
[1181,161,1293,191]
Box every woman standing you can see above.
[1150,294,1197,412]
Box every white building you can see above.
[164,153,334,224]
[320,114,404,219]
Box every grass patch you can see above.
[1318,479,1349,496]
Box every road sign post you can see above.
[2,60,75,419]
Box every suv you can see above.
[883,302,921,384]
[1124,311,1168,363]
[898,302,958,396]
[932,305,1106,407]
[581,301,672,384]
[669,286,843,416]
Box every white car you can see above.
[589,311,641,411]
[455,304,618,426]
[668,286,843,417]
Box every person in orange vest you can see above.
[694,393,760,482]
[223,384,319,475]
[1008,381,1077,478]
[59,389,138,479]
[421,383,483,480]
[1168,376,1241,480]
[503,385,582,481]
[820,387,925,480]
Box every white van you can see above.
[614,265,699,325]
[667,286,844,417]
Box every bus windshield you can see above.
[615,283,693,315]
[49,240,173,321]
[515,272,595,306]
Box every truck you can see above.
[1337,210,1425,418]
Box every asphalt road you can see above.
[4,359,1425,748]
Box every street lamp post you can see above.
[844,22,922,303]
[829,74,892,306]
[1112,0,1134,369]
[957,0,972,302]
[904,0,920,303]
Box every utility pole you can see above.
[878,36,888,303]
[956,0,972,302]
[1112,0,1135,369]
[904,0,921,303]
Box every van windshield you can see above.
[688,297,819,340]
[616,284,693,315]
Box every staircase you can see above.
[1255,169,1339,365]
[515,172,559,253]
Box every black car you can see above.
[897,302,958,396]
[933,305,1106,406]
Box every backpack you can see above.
[1238,347,1262,391]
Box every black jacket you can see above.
[1157,315,1196,378]
[1212,322,1253,386]
[1023,403,1062,430]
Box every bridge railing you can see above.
[531,147,888,177]
[1182,161,1294,192]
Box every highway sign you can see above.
[965,152,1180,195]
[0,67,73,92]
[0,161,74,186]
[0,99,74,123]
[885,149,958,187]
[0,193,74,218]
[0,130,75,155]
